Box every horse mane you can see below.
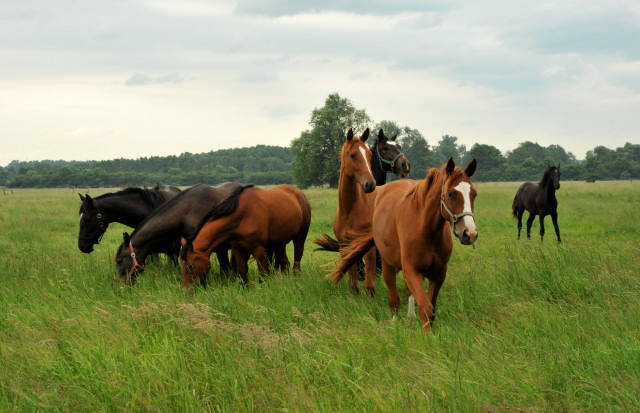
[405,164,464,207]
[188,184,255,241]
[539,165,556,188]
[93,185,168,209]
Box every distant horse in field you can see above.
[328,158,478,333]
[314,127,378,295]
[113,182,246,283]
[370,129,410,185]
[512,164,562,243]
[586,177,596,183]
[78,184,181,257]
[180,184,311,290]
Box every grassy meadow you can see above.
[1,181,639,412]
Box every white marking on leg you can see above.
[358,146,373,176]
[407,295,416,319]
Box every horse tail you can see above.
[190,184,254,240]
[512,185,523,218]
[313,232,340,252]
[326,232,375,285]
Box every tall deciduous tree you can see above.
[433,135,467,166]
[466,143,506,181]
[290,93,371,188]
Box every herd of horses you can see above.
[77,128,562,332]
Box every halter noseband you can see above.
[376,145,405,171]
[440,175,475,238]
[128,241,145,275]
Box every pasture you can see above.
[1,181,639,411]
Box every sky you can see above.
[1,0,639,167]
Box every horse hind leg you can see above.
[550,210,561,243]
[526,213,536,240]
[539,214,546,242]
[516,209,524,240]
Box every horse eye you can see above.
[350,154,357,159]
[448,192,455,199]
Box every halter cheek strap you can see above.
[128,241,145,275]
[376,145,405,170]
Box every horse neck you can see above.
[370,150,388,185]
[411,171,449,235]
[95,194,154,228]
[338,165,368,213]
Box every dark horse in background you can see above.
[370,129,411,185]
[78,184,181,257]
[512,164,562,243]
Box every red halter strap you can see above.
[128,241,145,275]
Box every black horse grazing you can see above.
[512,165,562,243]
[113,182,245,284]
[78,184,181,254]
[370,129,410,185]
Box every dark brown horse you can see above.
[180,184,311,290]
[328,158,478,333]
[113,182,246,283]
[370,129,410,185]
[512,164,561,242]
[78,184,181,254]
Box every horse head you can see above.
[342,127,376,193]
[441,157,478,246]
[550,164,561,190]
[114,232,145,284]
[179,238,212,284]
[78,194,106,253]
[375,129,410,178]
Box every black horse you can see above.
[78,184,181,254]
[369,129,410,185]
[512,165,562,242]
[113,182,245,283]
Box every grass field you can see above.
[1,181,639,412]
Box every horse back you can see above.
[513,182,539,214]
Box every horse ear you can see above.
[378,129,384,140]
[446,157,455,175]
[85,194,94,207]
[557,163,560,169]
[465,158,477,178]
[346,128,354,142]
[123,232,130,245]
[390,133,398,141]
[360,128,370,143]
[79,193,85,202]
[426,169,437,189]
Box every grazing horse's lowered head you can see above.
[439,157,478,246]
[78,194,105,253]
[342,127,376,193]
[371,129,410,184]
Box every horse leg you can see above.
[232,248,250,285]
[347,266,360,294]
[526,213,535,240]
[403,269,433,332]
[252,245,270,282]
[292,233,306,272]
[381,260,400,319]
[539,214,546,242]
[550,210,561,243]
[517,209,524,240]
[275,245,290,272]
[363,246,376,298]
[426,267,447,326]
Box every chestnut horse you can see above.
[180,184,311,289]
[328,158,478,332]
[318,127,378,295]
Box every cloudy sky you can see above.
[1,0,639,167]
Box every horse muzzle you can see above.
[79,243,94,253]
[360,179,376,194]
[394,157,411,177]
[458,228,478,246]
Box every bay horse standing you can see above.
[114,182,245,283]
[78,184,181,254]
[370,129,410,185]
[512,164,561,243]
[180,184,311,290]
[328,158,478,332]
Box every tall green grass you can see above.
[1,183,639,411]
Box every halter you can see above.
[128,241,145,275]
[79,208,106,244]
[440,175,475,241]
[376,144,405,171]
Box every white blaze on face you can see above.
[454,181,476,231]
[358,146,373,176]
[80,213,83,220]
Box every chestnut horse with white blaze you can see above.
[328,158,478,332]
[324,127,378,295]
[180,184,311,289]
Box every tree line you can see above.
[1,93,638,189]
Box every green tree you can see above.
[506,141,545,165]
[290,93,371,188]
[398,127,432,179]
[0,167,7,186]
[433,135,466,166]
[466,143,506,182]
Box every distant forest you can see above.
[1,140,639,189]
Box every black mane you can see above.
[94,185,168,210]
